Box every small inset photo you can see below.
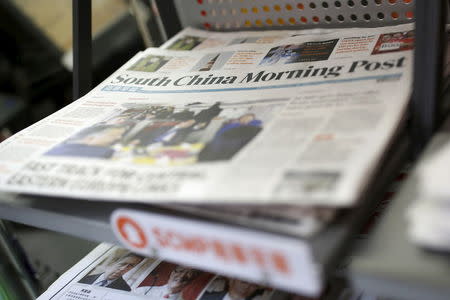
[78,249,155,292]
[260,39,338,66]
[191,52,234,72]
[199,276,273,300]
[128,55,172,72]
[372,30,415,55]
[134,262,214,299]
[167,35,206,50]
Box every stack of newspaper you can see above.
[37,244,283,300]
[0,24,414,294]
[408,124,450,251]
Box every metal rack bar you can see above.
[0,221,39,299]
[411,0,447,155]
[72,0,92,100]
[153,0,182,39]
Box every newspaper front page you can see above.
[0,25,413,207]
[37,243,281,300]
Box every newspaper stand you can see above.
[0,0,448,298]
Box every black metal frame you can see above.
[72,0,92,100]
[411,0,447,155]
[153,0,182,39]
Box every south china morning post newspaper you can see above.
[0,26,411,205]
[0,47,412,206]
[37,244,279,300]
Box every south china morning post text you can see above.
[106,56,407,90]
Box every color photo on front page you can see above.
[128,55,173,72]
[259,40,338,66]
[371,30,414,55]
[44,100,285,166]
[167,35,207,51]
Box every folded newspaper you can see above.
[37,243,283,300]
[0,24,413,209]
[36,243,383,300]
[407,125,450,251]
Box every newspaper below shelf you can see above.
[36,243,283,300]
[36,243,380,300]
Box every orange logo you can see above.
[116,216,148,249]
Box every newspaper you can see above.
[408,200,450,250]
[407,133,450,250]
[0,25,413,208]
[37,243,280,300]
[36,243,382,300]
[415,138,450,200]
[110,208,322,295]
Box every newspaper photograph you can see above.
[37,244,277,300]
[42,100,279,165]
[408,199,450,250]
[415,138,450,200]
